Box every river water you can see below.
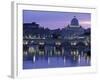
[23,54,90,69]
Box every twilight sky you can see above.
[23,10,91,29]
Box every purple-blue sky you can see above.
[23,10,91,29]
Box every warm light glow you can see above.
[39,42,44,45]
[55,42,61,45]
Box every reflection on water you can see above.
[23,51,91,69]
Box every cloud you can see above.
[80,21,91,25]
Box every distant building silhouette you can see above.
[61,16,85,39]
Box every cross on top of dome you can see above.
[71,16,79,26]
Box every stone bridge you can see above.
[23,37,90,57]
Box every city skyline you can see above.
[23,10,91,69]
[23,10,91,30]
